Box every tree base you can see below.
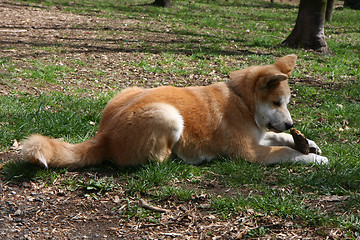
[281,0,332,54]
[151,0,171,7]
[280,40,332,54]
[281,39,332,54]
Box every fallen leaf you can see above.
[113,195,120,203]
[10,140,22,151]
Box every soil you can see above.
[0,1,347,239]
[0,0,230,97]
[1,151,332,240]
[0,152,329,240]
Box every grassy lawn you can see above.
[1,0,359,238]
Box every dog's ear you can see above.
[274,54,297,76]
[260,73,288,89]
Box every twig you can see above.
[139,199,168,213]
[161,232,182,237]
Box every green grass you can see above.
[1,160,67,183]
[1,0,360,238]
[0,92,111,148]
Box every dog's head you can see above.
[229,55,297,132]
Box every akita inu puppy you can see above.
[22,55,328,169]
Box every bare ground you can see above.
[0,0,231,96]
[1,151,330,240]
[0,1,347,239]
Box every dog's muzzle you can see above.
[267,122,293,132]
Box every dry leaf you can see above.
[113,195,120,203]
[10,140,22,151]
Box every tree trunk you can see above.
[344,0,360,9]
[281,0,331,53]
[152,0,171,7]
[326,0,335,22]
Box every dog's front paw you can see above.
[312,154,328,165]
[308,139,322,155]
[294,153,329,165]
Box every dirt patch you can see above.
[0,151,22,164]
[1,1,227,97]
[0,150,348,239]
[0,153,327,240]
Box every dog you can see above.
[22,54,328,169]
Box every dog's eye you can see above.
[273,101,281,106]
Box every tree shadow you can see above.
[0,23,258,59]
[0,0,294,59]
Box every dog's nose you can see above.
[285,123,293,130]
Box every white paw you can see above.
[308,139,322,155]
[312,154,329,165]
[294,153,329,165]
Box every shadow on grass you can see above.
[0,159,142,183]
[0,156,185,184]
[1,160,57,183]
[0,0,290,59]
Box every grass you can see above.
[1,0,360,238]
[0,92,109,147]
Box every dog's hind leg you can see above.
[135,102,184,163]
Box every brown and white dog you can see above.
[22,55,328,169]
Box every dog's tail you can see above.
[22,134,106,169]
